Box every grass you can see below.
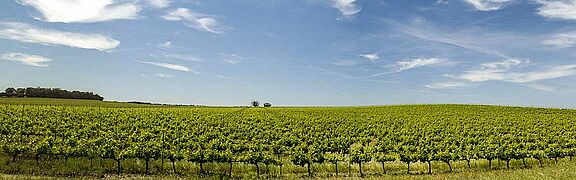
[2,152,576,179]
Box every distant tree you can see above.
[15,88,26,97]
[251,101,260,107]
[1,87,104,101]
[264,103,272,107]
[5,87,16,95]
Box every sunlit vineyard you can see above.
[1,104,576,178]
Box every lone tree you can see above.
[251,101,260,107]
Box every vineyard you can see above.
[0,98,161,108]
[1,104,576,179]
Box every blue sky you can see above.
[1,0,576,107]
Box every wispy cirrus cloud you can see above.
[427,59,576,91]
[0,52,52,67]
[331,0,361,18]
[359,53,379,61]
[447,59,523,82]
[394,58,445,72]
[135,60,199,73]
[523,84,556,92]
[388,18,573,91]
[366,58,446,78]
[425,81,469,89]
[400,25,513,60]
[162,8,226,34]
[164,53,203,62]
[447,59,576,83]
[463,0,515,11]
[143,73,174,78]
[543,32,576,48]
[221,53,242,65]
[534,0,576,20]
[0,22,120,51]
[17,0,141,23]
[158,41,173,49]
[507,64,576,83]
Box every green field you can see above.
[1,98,576,179]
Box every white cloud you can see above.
[0,22,119,51]
[364,58,445,78]
[147,0,171,8]
[450,69,506,82]
[429,60,576,90]
[448,59,576,83]
[162,8,225,34]
[136,60,199,73]
[543,32,576,48]
[0,52,52,67]
[534,0,576,20]
[395,58,445,72]
[143,73,174,78]
[448,59,523,82]
[164,53,203,62]
[507,64,576,83]
[481,58,522,69]
[17,0,140,23]
[221,53,242,64]
[464,0,515,11]
[359,53,379,61]
[331,0,361,18]
[425,82,469,89]
[159,41,172,49]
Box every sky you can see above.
[0,0,575,107]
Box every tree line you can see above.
[0,87,104,101]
